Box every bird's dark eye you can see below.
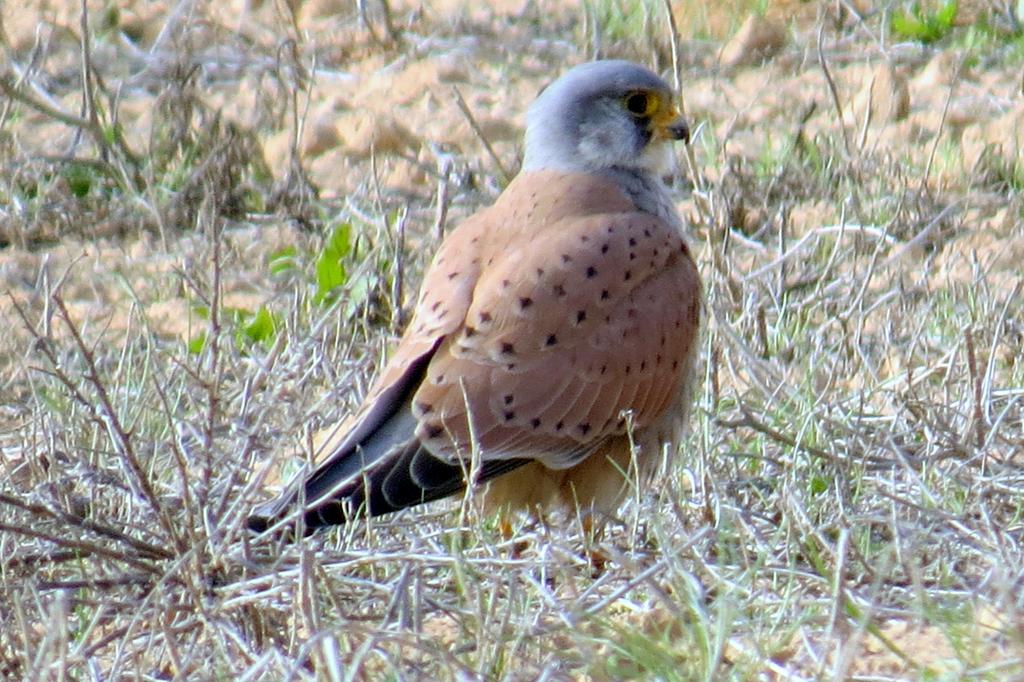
[624,91,657,117]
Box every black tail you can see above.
[246,344,530,537]
[245,410,531,536]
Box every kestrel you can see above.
[248,60,701,536]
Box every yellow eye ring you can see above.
[623,91,658,117]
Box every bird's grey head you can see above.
[522,60,689,176]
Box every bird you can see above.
[247,60,702,539]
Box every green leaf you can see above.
[239,306,278,348]
[935,0,958,27]
[187,331,207,354]
[315,254,347,303]
[62,164,94,198]
[268,246,299,275]
[892,1,958,44]
[326,222,353,259]
[315,223,353,304]
[809,475,828,495]
[892,12,927,40]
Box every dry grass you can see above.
[2,0,1024,679]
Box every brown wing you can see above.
[412,204,701,470]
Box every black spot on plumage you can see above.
[629,252,636,261]
[519,296,533,310]
[640,360,647,371]
[415,401,434,415]
[504,410,515,421]
[672,360,679,370]
[501,279,511,289]
[624,270,632,281]
[501,342,515,355]
[448,271,459,280]
[504,394,514,405]
[555,421,564,431]
[464,326,477,338]
[530,418,541,429]
[554,283,567,298]
[425,423,445,439]
[576,310,587,324]
[580,235,590,242]
[546,334,558,346]
[600,289,610,300]
[479,311,493,323]
[578,423,591,436]
[536,267,545,277]
[586,266,597,278]
[628,237,637,247]
[643,227,652,237]
[561,254,572,263]
[601,243,610,253]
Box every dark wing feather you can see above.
[246,341,530,535]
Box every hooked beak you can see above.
[651,104,690,144]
